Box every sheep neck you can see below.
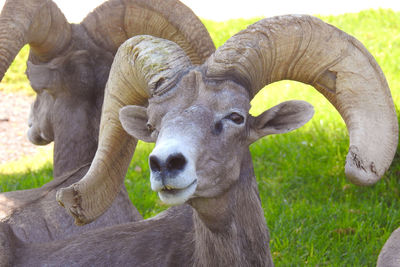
[189,150,273,266]
[52,101,100,178]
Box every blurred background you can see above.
[1,0,400,22]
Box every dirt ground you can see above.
[0,91,44,164]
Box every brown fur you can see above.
[191,152,272,266]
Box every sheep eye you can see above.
[226,112,244,125]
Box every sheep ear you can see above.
[119,105,156,143]
[26,61,53,92]
[26,61,61,95]
[248,100,314,144]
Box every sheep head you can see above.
[120,70,314,205]
[26,50,99,146]
[57,15,398,225]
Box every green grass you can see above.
[1,9,400,266]
[0,45,32,95]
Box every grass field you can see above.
[1,9,399,265]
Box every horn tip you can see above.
[56,185,92,226]
[345,166,380,186]
[344,150,381,186]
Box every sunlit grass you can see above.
[0,146,53,174]
[0,146,53,192]
[0,9,399,265]
[0,45,33,95]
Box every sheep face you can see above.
[120,69,314,206]
[27,90,54,145]
[26,50,98,145]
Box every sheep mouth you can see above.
[160,179,197,194]
[161,186,179,194]
[158,180,197,205]
[27,128,52,146]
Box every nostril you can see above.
[149,155,161,172]
[166,153,187,172]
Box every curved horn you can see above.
[206,15,398,186]
[0,0,71,80]
[56,36,192,225]
[56,0,214,225]
[81,0,215,64]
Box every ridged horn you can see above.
[0,0,71,81]
[206,15,398,186]
[56,36,192,225]
[81,0,215,64]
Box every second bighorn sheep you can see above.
[10,15,395,265]
[0,0,214,246]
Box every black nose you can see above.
[149,153,187,175]
[149,155,162,172]
[166,153,187,172]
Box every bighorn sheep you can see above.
[378,228,400,266]
[0,0,214,245]
[5,14,397,265]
